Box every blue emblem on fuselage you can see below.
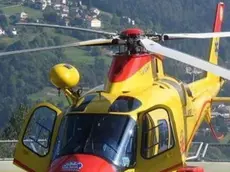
[62,161,83,171]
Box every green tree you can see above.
[0,104,29,139]
[84,0,92,9]
[90,47,102,56]
[0,41,8,50]
[9,15,19,25]
[70,18,84,26]
[0,14,8,29]
[111,14,120,26]
[43,6,59,23]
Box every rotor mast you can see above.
[104,28,162,93]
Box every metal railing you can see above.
[201,143,230,162]
[186,142,204,161]
[1,140,230,162]
[0,139,47,161]
[186,142,230,162]
[0,140,17,161]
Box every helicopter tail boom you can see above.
[207,2,224,80]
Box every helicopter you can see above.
[1,1,230,172]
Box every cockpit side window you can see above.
[141,108,174,159]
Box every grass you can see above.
[52,32,79,43]
[1,5,43,19]
[64,47,95,65]
[0,36,17,45]
[51,32,111,64]
[28,87,69,107]
[64,47,112,67]
[0,4,5,8]
[220,133,230,144]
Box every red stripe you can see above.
[213,2,224,32]
[13,159,35,172]
[185,100,211,150]
[177,166,204,172]
[108,54,152,82]
[209,122,224,140]
[160,162,183,172]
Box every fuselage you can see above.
[48,78,184,172]
[11,2,228,171]
[47,44,223,171]
[13,21,225,171]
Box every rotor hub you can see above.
[118,28,145,54]
[120,28,144,39]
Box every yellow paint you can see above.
[13,2,229,172]
[13,102,63,172]
[125,169,135,172]
[207,2,224,81]
[49,63,80,89]
[104,61,154,93]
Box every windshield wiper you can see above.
[83,116,103,153]
[58,135,82,156]
[84,127,95,153]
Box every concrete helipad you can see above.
[0,161,230,172]
[187,162,230,172]
[0,161,25,172]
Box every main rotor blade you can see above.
[0,39,114,57]
[163,32,230,40]
[16,22,117,36]
[141,38,230,80]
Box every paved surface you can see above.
[187,162,230,172]
[0,161,230,171]
[0,161,24,172]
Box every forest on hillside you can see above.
[0,0,230,142]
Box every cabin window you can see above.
[23,106,57,156]
[109,96,142,112]
[141,108,174,159]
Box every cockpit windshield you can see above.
[52,113,137,169]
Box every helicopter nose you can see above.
[49,154,117,172]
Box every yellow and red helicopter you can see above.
[1,2,230,172]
